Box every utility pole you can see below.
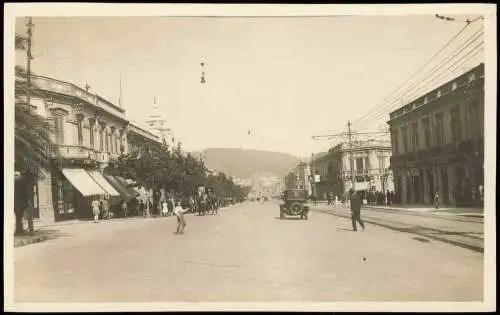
[25,16,35,235]
[311,122,387,196]
[310,153,315,199]
[347,120,356,192]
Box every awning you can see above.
[87,170,120,197]
[62,168,107,196]
[103,174,135,200]
[115,176,140,197]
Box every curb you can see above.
[14,235,50,248]
[312,208,484,254]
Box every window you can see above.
[378,156,386,170]
[55,116,65,144]
[450,106,462,143]
[356,157,364,171]
[468,72,475,82]
[77,118,83,145]
[392,129,399,155]
[434,113,444,146]
[99,128,104,151]
[411,121,419,151]
[468,102,479,138]
[401,125,409,153]
[422,117,431,148]
[89,120,95,148]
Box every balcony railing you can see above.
[30,75,125,119]
[52,145,97,160]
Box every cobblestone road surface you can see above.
[14,201,484,302]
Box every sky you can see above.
[14,14,484,158]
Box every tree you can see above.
[14,58,55,235]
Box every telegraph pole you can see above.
[25,16,35,235]
[347,120,356,192]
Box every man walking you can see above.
[349,189,365,232]
[174,201,188,234]
[101,196,109,220]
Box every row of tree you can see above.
[104,142,251,202]
[14,29,250,234]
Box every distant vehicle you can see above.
[279,189,309,220]
[263,196,269,202]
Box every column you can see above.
[123,129,129,155]
[401,171,408,204]
[423,169,430,204]
[448,165,456,206]
[37,167,55,225]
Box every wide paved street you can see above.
[14,201,483,302]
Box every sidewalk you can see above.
[364,205,484,218]
[306,201,483,218]
[16,204,239,247]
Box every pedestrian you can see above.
[101,196,109,220]
[349,189,365,232]
[174,201,188,234]
[121,200,128,218]
[92,198,101,223]
[167,197,174,216]
[434,191,440,209]
[161,199,168,217]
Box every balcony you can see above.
[31,75,125,119]
[52,145,96,161]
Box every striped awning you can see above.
[115,176,140,197]
[103,174,135,201]
[62,168,106,196]
[87,171,120,197]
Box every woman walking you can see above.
[92,198,101,223]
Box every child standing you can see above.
[162,200,168,217]
[174,201,188,234]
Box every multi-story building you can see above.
[283,161,312,195]
[388,63,484,206]
[312,140,393,200]
[15,71,162,225]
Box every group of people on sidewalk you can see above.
[91,196,110,223]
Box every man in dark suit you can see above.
[349,189,365,232]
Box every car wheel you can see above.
[304,214,308,220]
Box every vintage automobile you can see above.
[279,189,310,220]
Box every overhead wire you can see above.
[349,21,473,128]
[356,38,484,131]
[353,26,484,132]
[354,26,484,129]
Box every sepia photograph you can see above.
[4,3,496,312]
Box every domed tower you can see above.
[145,97,175,148]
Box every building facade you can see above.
[312,140,394,200]
[15,72,162,225]
[388,63,484,206]
[283,161,312,196]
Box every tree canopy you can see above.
[108,142,250,200]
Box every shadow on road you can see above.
[274,217,305,221]
[336,227,355,232]
[412,237,431,243]
[14,229,71,248]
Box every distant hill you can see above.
[197,148,300,179]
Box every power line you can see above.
[351,17,483,130]
[356,40,484,131]
[354,28,484,131]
